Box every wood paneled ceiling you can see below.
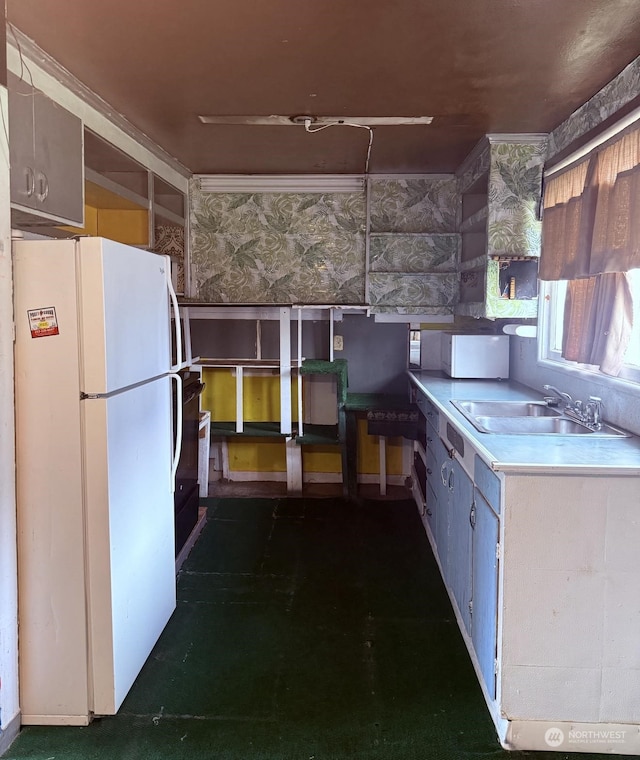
[7,0,640,175]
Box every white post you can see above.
[279,308,292,435]
[286,437,303,495]
[329,307,334,362]
[0,85,20,748]
[235,366,244,433]
[256,319,261,360]
[198,411,211,497]
[297,308,303,438]
[221,440,230,481]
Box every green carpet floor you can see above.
[3,497,637,760]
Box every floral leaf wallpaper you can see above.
[190,176,461,314]
[369,273,458,310]
[154,224,185,294]
[368,178,458,233]
[366,177,460,315]
[548,57,640,160]
[369,234,459,273]
[190,183,366,303]
[487,141,546,258]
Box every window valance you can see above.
[540,123,640,281]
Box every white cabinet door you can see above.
[472,487,500,700]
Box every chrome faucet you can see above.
[543,384,573,407]
[543,385,604,430]
[585,396,603,430]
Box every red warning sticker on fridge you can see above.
[27,307,59,338]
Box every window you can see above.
[540,269,640,385]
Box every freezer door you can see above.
[78,237,171,394]
[82,376,176,714]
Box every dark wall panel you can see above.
[188,318,330,361]
[339,316,408,395]
[190,319,257,359]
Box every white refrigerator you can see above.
[13,237,181,726]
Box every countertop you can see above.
[408,370,640,475]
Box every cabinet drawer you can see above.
[474,455,501,515]
[415,393,439,431]
[416,409,427,449]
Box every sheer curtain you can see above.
[540,123,639,376]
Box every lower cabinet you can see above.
[411,385,640,753]
[417,412,499,695]
[471,487,499,700]
[424,444,438,535]
[431,434,450,565]
[446,458,473,635]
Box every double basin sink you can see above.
[450,400,629,437]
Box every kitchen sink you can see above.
[450,399,630,437]
[451,400,562,418]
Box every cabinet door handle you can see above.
[426,436,432,443]
[448,469,454,492]
[25,167,35,198]
[440,461,448,487]
[36,172,49,203]
[426,468,432,476]
[469,502,476,529]
[426,508,433,517]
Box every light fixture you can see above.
[197,114,433,126]
[197,175,365,193]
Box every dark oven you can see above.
[174,370,205,556]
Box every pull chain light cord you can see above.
[304,119,374,175]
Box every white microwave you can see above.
[441,333,510,379]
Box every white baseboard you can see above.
[0,712,21,755]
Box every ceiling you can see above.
[7,0,640,175]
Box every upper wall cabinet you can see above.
[456,135,547,319]
[59,130,187,294]
[81,129,151,246]
[9,72,84,227]
[367,177,459,317]
[190,182,366,304]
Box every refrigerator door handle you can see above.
[166,255,183,371]
[170,372,183,493]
